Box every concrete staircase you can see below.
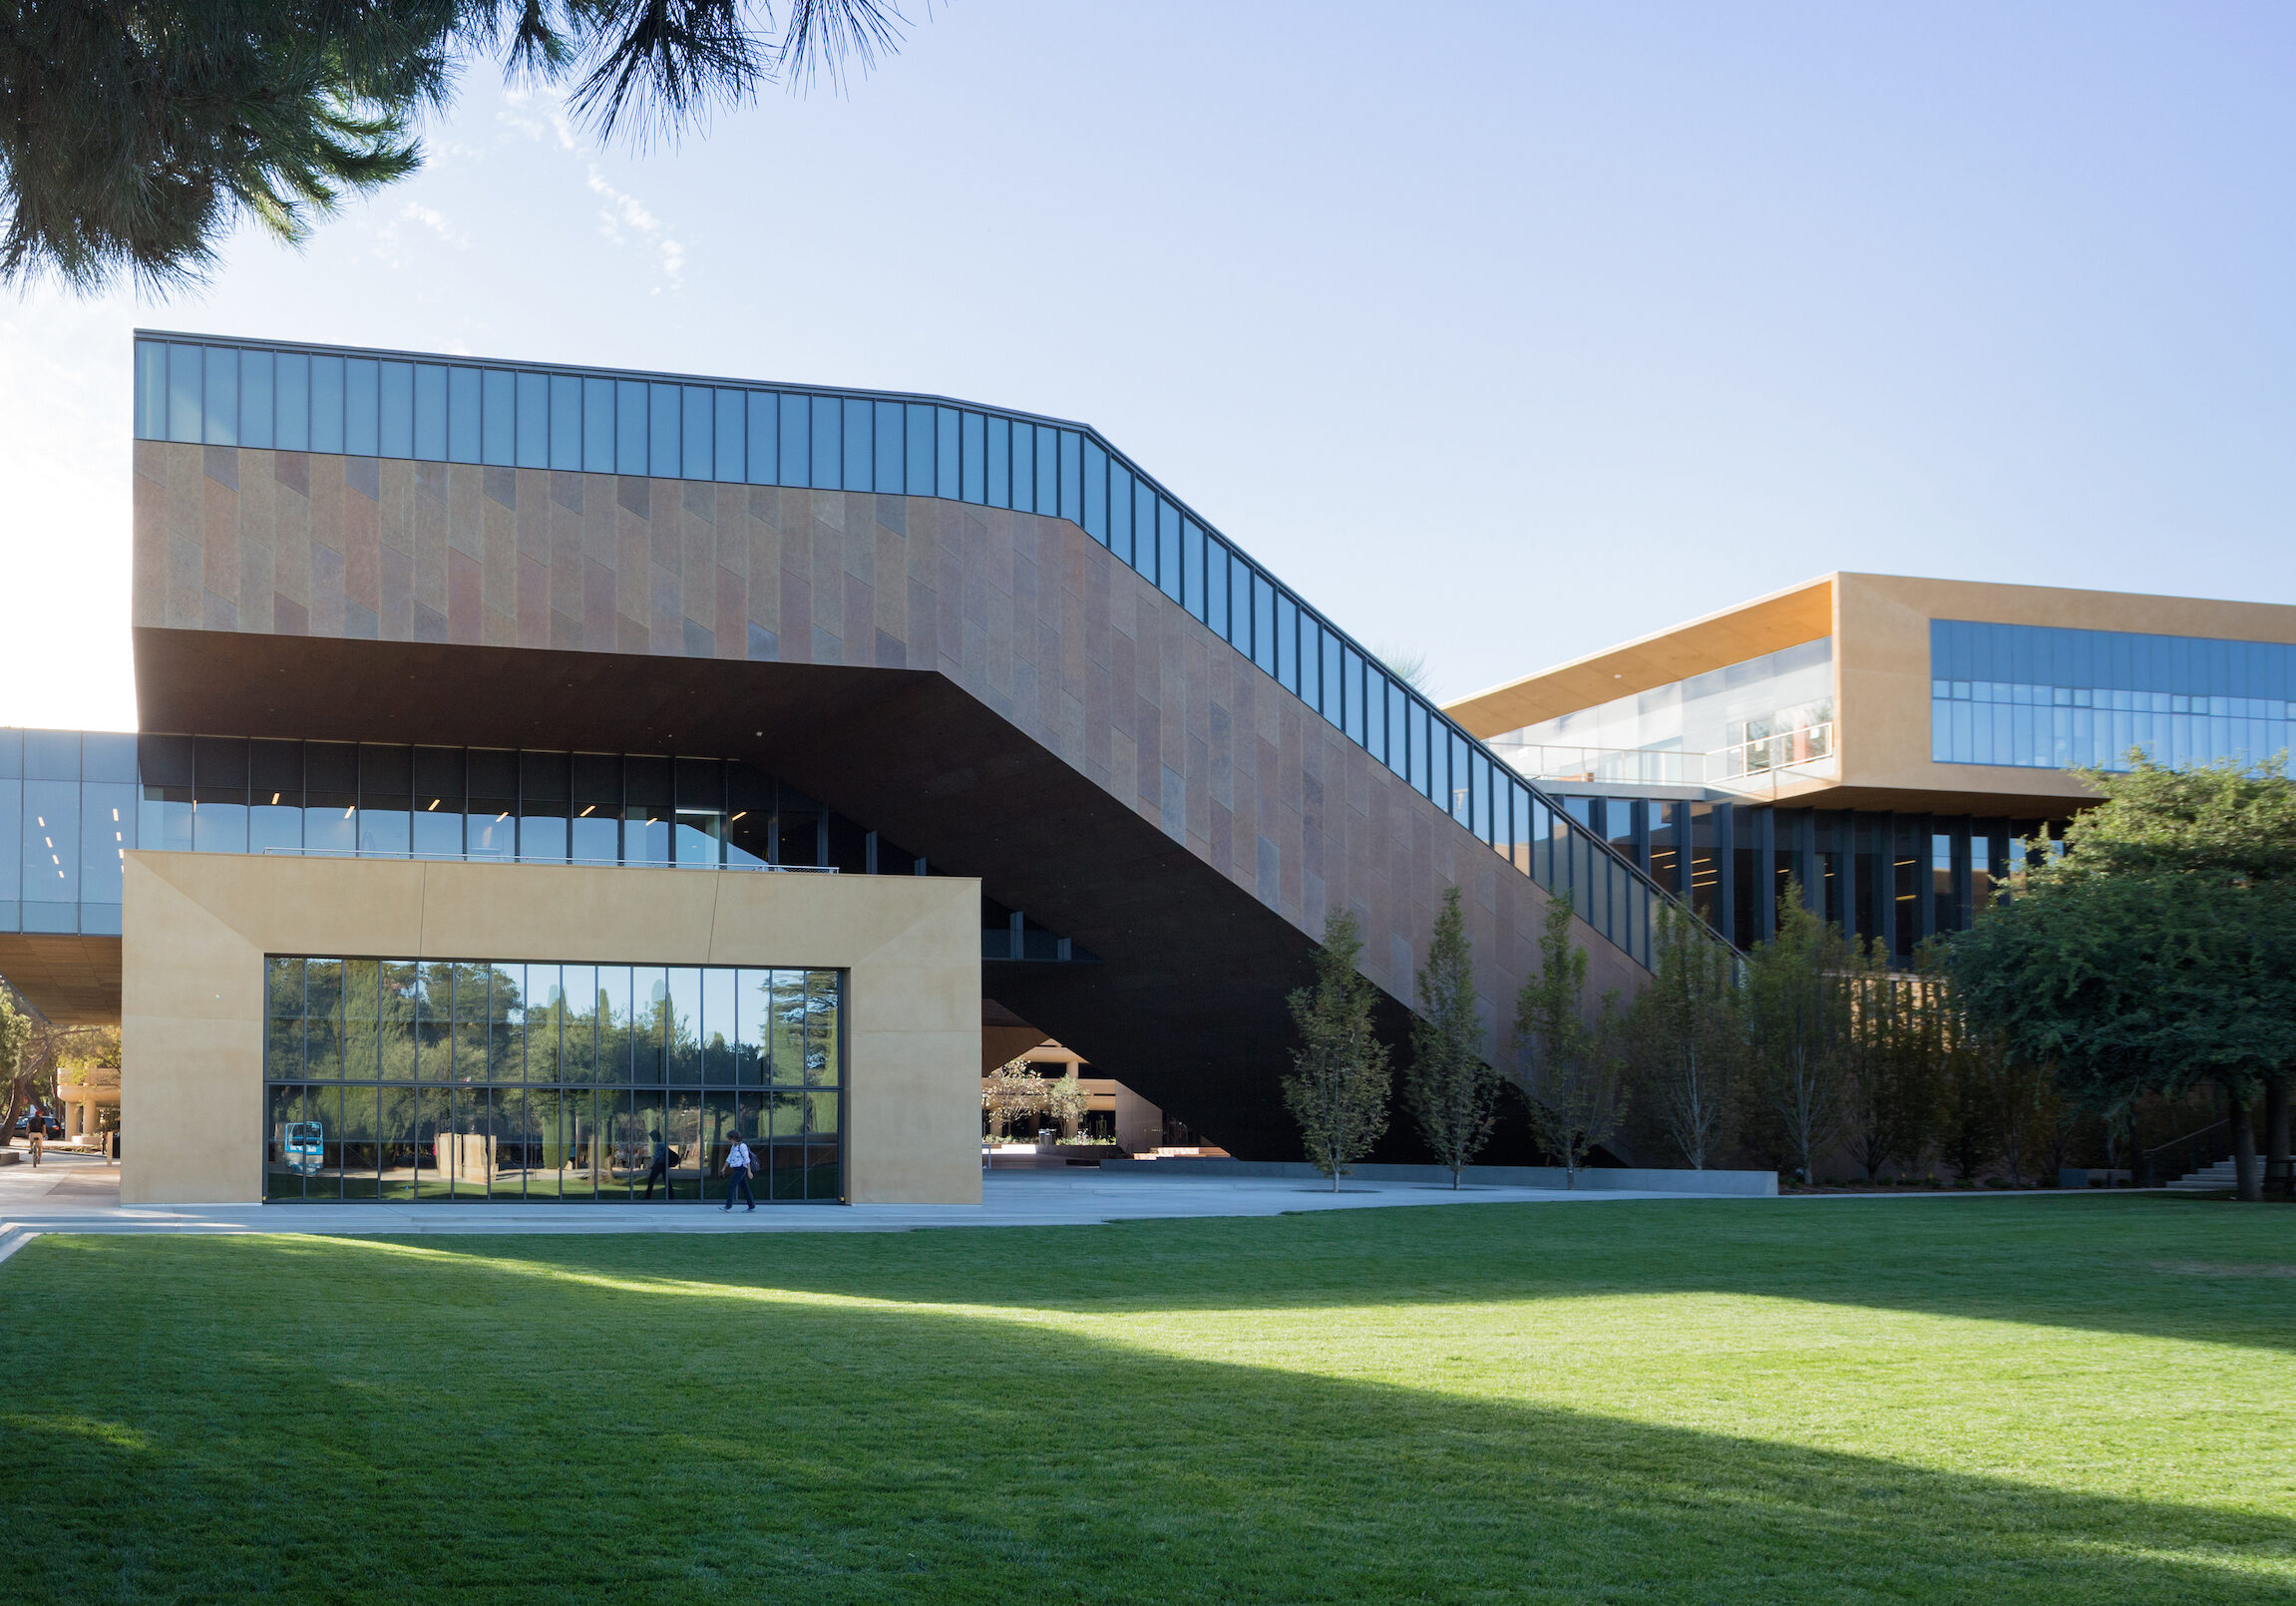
[2165,1157,2242,1192]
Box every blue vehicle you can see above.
[283,1121,325,1177]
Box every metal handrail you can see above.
[2139,1118,2230,1188]
[1489,722,1837,794]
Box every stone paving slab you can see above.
[0,1159,1718,1239]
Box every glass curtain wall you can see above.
[1931,618,2296,771]
[264,957,844,1203]
[1572,790,2056,966]
[0,728,139,935]
[132,334,1687,971]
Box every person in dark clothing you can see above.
[722,1135,757,1211]
[642,1131,672,1199]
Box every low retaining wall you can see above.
[1097,1157,1778,1196]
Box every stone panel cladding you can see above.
[133,442,1647,1051]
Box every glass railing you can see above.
[129,332,1714,968]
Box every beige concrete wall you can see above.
[1833,574,2296,810]
[121,851,980,1206]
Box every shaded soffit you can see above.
[1443,576,1836,739]
[0,935,123,1024]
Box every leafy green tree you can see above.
[1041,1068,1090,1139]
[1620,901,1739,1169]
[1509,895,1623,1188]
[1284,908,1391,1191]
[1950,758,2296,1202]
[0,985,32,1138]
[1,0,910,292]
[980,1057,1044,1143]
[1743,883,1852,1186]
[1404,886,1501,1188]
[1842,959,1946,1183]
[1939,1027,1999,1185]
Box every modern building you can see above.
[0,331,1689,1204]
[1448,572,2296,956]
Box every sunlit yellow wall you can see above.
[120,852,981,1206]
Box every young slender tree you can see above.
[1744,882,1853,1186]
[1621,901,1739,1169]
[1405,886,1500,1188]
[1510,895,1623,1188]
[1842,950,1948,1183]
[0,987,31,1140]
[1041,1068,1091,1139]
[1284,908,1391,1191]
[980,1057,1046,1143]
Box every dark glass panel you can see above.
[906,402,935,494]
[239,349,273,448]
[302,1083,343,1200]
[276,352,310,452]
[747,389,777,485]
[381,361,416,458]
[1157,501,1181,602]
[518,371,550,469]
[812,395,842,488]
[414,363,449,461]
[768,971,807,1085]
[665,966,702,1082]
[876,400,905,493]
[960,412,984,503]
[714,388,745,484]
[167,342,201,442]
[616,380,648,475]
[1009,419,1033,513]
[632,1091,670,1199]
[447,366,481,463]
[779,393,809,488]
[344,357,379,456]
[481,368,514,466]
[582,376,614,473]
[701,966,737,1085]
[650,382,682,478]
[735,968,770,1084]
[841,397,872,492]
[135,339,168,439]
[563,964,600,1083]
[938,407,961,499]
[1108,465,1133,564]
[683,385,714,481]
[202,344,237,445]
[1082,440,1108,542]
[986,415,1009,507]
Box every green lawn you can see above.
[4,1197,2291,1604]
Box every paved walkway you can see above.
[0,1151,1729,1247]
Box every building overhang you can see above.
[1444,576,1835,739]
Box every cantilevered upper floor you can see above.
[1447,572,2296,817]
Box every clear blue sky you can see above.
[6,1,2295,730]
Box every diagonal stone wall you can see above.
[134,443,1650,1155]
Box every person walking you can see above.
[722,1135,757,1212]
[24,1105,44,1168]
[641,1130,672,1200]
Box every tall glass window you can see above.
[263,954,834,1203]
[1930,618,2296,772]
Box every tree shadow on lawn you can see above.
[512,1193,2296,1354]
[1,1232,2289,1605]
